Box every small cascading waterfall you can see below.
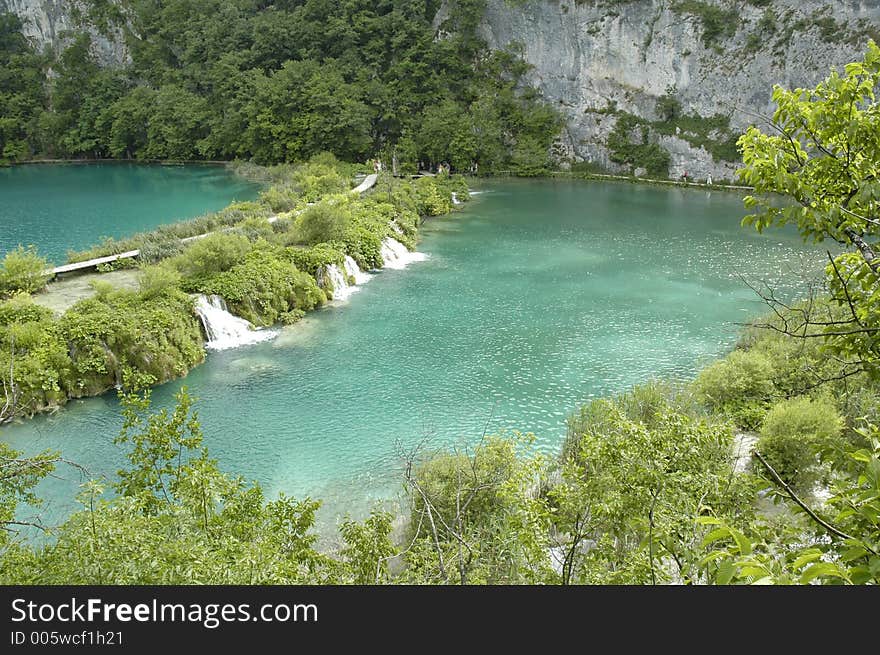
[322,263,357,301]
[344,255,371,285]
[380,237,428,270]
[194,294,277,351]
[319,257,372,302]
[451,191,461,205]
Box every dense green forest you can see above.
[0,0,560,172]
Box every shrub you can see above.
[136,236,184,263]
[0,246,51,296]
[139,264,183,300]
[757,396,843,493]
[656,91,682,122]
[342,226,383,270]
[672,1,739,48]
[439,174,470,203]
[290,162,347,202]
[409,437,523,540]
[607,113,670,178]
[414,177,452,216]
[173,233,252,280]
[295,201,352,245]
[260,186,299,213]
[285,243,345,277]
[693,348,775,429]
[196,251,325,326]
[0,294,54,326]
[279,309,305,325]
[563,382,702,463]
[58,289,204,396]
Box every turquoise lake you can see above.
[1,176,824,538]
[0,163,260,263]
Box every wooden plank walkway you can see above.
[351,173,377,194]
[51,250,141,275]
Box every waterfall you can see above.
[319,257,372,302]
[194,294,277,351]
[322,263,357,301]
[380,237,428,270]
[451,192,461,205]
[344,255,371,285]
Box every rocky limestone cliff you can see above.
[5,0,879,180]
[0,0,127,65]
[467,0,880,180]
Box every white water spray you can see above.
[379,237,428,270]
[322,263,358,301]
[194,294,277,350]
[344,255,372,285]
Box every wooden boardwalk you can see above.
[51,250,141,275]
[351,173,377,194]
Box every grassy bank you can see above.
[0,155,468,421]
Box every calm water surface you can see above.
[3,178,822,536]
[0,163,259,263]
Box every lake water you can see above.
[2,177,823,538]
[0,163,260,263]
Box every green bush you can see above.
[290,160,348,202]
[563,381,702,463]
[295,201,352,245]
[59,289,204,393]
[607,113,670,178]
[138,264,183,300]
[342,226,383,271]
[438,174,470,204]
[757,396,843,493]
[279,309,306,325]
[196,250,325,326]
[0,246,51,297]
[693,348,775,429]
[0,294,71,415]
[414,177,453,216]
[173,232,252,280]
[260,186,300,213]
[0,293,53,325]
[672,1,739,48]
[409,437,522,541]
[285,243,345,277]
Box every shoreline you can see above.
[5,158,237,166]
[2,165,747,429]
[5,158,753,192]
[1,168,467,426]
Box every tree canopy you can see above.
[739,40,880,381]
[0,1,560,172]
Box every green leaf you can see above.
[792,549,823,569]
[800,562,849,584]
[715,559,736,586]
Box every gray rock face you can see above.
[0,0,127,65]
[471,0,880,180]
[5,0,879,180]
